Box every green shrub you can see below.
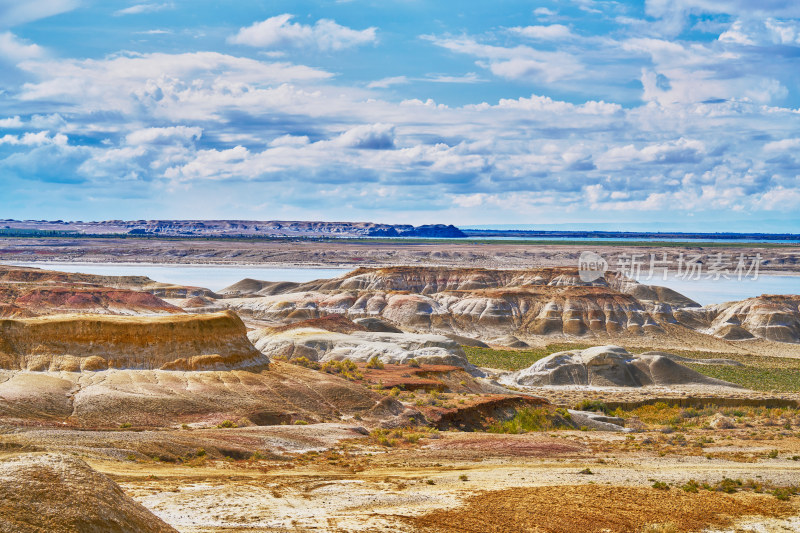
[488,407,564,434]
[408,358,420,368]
[652,481,669,490]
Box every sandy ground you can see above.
[2,237,799,273]
[30,422,790,533]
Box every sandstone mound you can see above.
[705,295,800,343]
[0,453,177,532]
[0,310,266,371]
[218,278,302,297]
[0,362,392,427]
[0,285,182,316]
[266,314,367,334]
[500,346,738,388]
[248,327,473,368]
[222,267,704,341]
[0,265,153,289]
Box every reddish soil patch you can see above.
[427,434,584,457]
[361,364,459,391]
[266,314,367,334]
[405,485,795,533]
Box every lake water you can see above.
[7,262,800,305]
[630,274,800,306]
[6,262,349,292]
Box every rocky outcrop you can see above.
[704,295,800,343]
[0,453,177,532]
[0,362,390,427]
[222,267,681,340]
[0,310,266,371]
[499,346,738,388]
[248,327,474,368]
[0,286,182,316]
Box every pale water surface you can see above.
[7,262,800,305]
[7,262,349,292]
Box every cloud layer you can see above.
[0,3,798,229]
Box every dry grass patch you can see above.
[403,485,795,533]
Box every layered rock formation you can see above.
[0,453,177,532]
[499,346,738,388]
[0,265,183,316]
[221,267,692,341]
[220,267,800,344]
[705,295,800,343]
[248,327,473,368]
[0,310,266,371]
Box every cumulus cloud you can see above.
[0,31,45,61]
[229,14,377,51]
[336,123,395,149]
[0,130,67,146]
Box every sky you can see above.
[0,0,799,231]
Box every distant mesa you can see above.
[0,219,467,238]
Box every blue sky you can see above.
[1,0,799,231]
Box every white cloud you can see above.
[509,24,573,40]
[229,14,377,51]
[425,36,584,83]
[763,138,800,152]
[0,116,23,128]
[114,3,173,16]
[645,0,800,35]
[126,126,202,145]
[17,52,333,116]
[0,130,67,146]
[336,123,395,149]
[367,76,408,89]
[533,7,557,17]
[0,0,79,29]
[0,31,45,61]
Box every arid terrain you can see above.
[0,257,798,532]
[2,236,800,273]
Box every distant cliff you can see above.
[0,219,467,238]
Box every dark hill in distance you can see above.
[0,219,466,239]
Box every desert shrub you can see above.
[291,356,321,370]
[321,359,363,381]
[408,358,420,368]
[366,356,385,369]
[575,400,611,414]
[217,420,236,428]
[488,407,561,434]
[459,474,468,481]
[119,422,132,429]
[651,481,669,490]
[681,480,699,493]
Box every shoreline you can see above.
[6,259,800,278]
